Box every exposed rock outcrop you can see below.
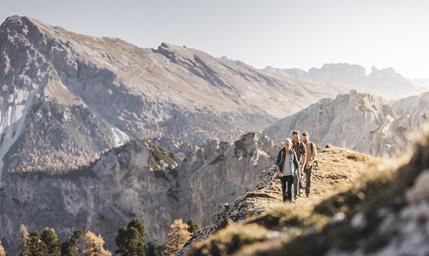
[0,132,277,254]
[0,15,347,178]
[264,90,429,156]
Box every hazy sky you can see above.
[1,0,428,79]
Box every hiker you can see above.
[275,138,299,202]
[302,131,317,197]
[292,130,307,199]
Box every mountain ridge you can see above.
[271,63,418,99]
[0,15,348,178]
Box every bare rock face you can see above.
[264,90,429,156]
[0,15,347,179]
[0,132,278,253]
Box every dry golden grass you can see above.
[190,145,383,256]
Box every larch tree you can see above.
[19,224,30,256]
[83,231,112,256]
[0,241,6,256]
[163,219,191,256]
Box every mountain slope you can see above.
[187,126,429,256]
[177,144,375,255]
[0,132,278,253]
[264,90,397,156]
[264,90,429,156]
[0,15,347,178]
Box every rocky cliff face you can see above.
[279,63,418,99]
[0,131,277,253]
[0,15,348,179]
[264,90,429,156]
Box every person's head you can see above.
[283,138,292,150]
[292,130,300,142]
[302,131,310,143]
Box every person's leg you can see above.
[293,174,299,199]
[299,165,305,190]
[295,165,303,196]
[305,165,312,196]
[287,176,295,202]
[279,176,287,202]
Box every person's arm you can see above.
[301,143,307,166]
[310,143,317,164]
[292,150,299,175]
[293,151,299,169]
[275,150,282,171]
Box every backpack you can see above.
[310,142,316,155]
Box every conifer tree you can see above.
[115,218,147,256]
[146,242,161,256]
[27,232,48,256]
[40,228,61,256]
[186,220,199,234]
[163,219,191,256]
[61,229,84,256]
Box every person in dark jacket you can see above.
[276,138,300,202]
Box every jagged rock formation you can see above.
[391,91,429,128]
[0,15,348,178]
[272,63,418,99]
[0,132,277,254]
[264,90,429,156]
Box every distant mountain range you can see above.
[268,63,421,99]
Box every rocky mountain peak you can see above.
[282,63,418,99]
[1,15,36,33]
